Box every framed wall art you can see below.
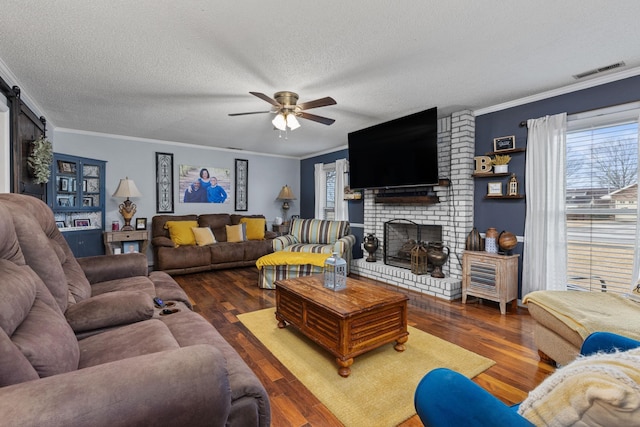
[493,135,516,152]
[155,152,174,213]
[179,165,231,204]
[235,159,248,211]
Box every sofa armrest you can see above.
[65,291,154,333]
[272,234,298,252]
[152,236,176,248]
[0,345,231,427]
[415,368,533,427]
[333,234,356,254]
[78,253,149,284]
[264,230,277,239]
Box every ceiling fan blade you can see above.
[228,111,272,116]
[299,112,336,125]
[249,92,281,107]
[297,96,337,111]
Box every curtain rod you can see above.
[518,100,640,129]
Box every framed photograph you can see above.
[136,217,147,230]
[156,152,174,213]
[57,160,74,173]
[123,241,140,254]
[55,221,65,229]
[74,219,90,227]
[82,179,87,192]
[82,197,93,207]
[487,182,503,196]
[60,177,69,191]
[58,197,71,207]
[493,135,515,152]
[235,158,248,211]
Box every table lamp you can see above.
[112,177,142,231]
[277,185,296,224]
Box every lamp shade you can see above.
[277,185,296,200]
[272,113,287,131]
[286,114,301,130]
[112,177,142,198]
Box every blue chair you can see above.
[414,332,640,427]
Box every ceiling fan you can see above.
[229,91,336,131]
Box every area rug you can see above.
[238,307,495,427]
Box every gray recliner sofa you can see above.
[0,194,270,426]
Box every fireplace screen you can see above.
[383,219,442,269]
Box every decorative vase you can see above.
[363,233,379,262]
[427,241,449,278]
[465,227,483,251]
[485,227,498,254]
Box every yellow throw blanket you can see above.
[523,290,640,341]
[256,252,331,270]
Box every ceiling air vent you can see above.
[573,61,626,79]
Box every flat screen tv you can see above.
[348,107,438,189]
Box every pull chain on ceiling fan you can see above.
[229,91,336,132]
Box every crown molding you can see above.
[474,66,640,116]
[53,127,299,159]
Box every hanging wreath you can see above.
[27,136,53,184]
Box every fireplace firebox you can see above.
[383,219,442,270]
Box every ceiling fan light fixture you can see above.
[286,113,300,130]
[272,113,287,131]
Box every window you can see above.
[324,166,336,220]
[565,103,639,294]
[314,159,349,221]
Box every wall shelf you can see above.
[484,147,526,156]
[484,195,525,200]
[472,172,511,178]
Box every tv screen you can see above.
[348,107,438,189]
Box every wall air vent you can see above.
[573,61,626,79]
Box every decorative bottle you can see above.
[324,252,347,291]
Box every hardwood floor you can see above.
[174,268,555,427]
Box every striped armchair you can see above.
[272,218,356,271]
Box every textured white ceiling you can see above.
[1,1,640,157]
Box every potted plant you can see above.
[26,136,53,184]
[491,154,511,174]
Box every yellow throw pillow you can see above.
[164,220,198,246]
[226,223,247,243]
[191,227,216,246]
[240,217,266,240]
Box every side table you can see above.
[272,223,290,236]
[462,251,519,314]
[104,230,149,255]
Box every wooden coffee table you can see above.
[275,274,409,377]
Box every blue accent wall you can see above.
[475,74,640,296]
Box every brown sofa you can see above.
[152,213,276,275]
[0,194,270,426]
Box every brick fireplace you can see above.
[350,110,475,300]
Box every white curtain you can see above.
[334,159,349,221]
[631,115,640,292]
[314,163,325,219]
[522,113,568,295]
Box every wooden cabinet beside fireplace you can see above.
[462,251,519,315]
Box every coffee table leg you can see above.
[336,358,353,377]
[275,311,287,328]
[394,335,408,352]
